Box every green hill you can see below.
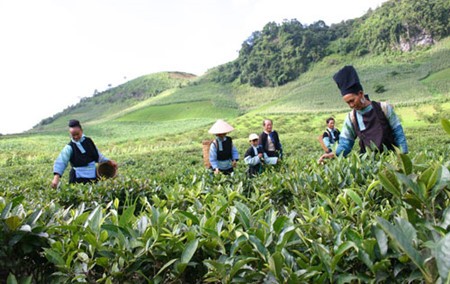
[32,72,196,131]
[28,38,450,142]
[29,0,450,136]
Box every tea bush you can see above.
[0,117,449,283]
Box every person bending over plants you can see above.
[51,119,117,188]
[319,65,408,163]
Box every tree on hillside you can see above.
[210,19,335,87]
[347,0,450,53]
[208,0,450,87]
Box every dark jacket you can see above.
[259,131,282,158]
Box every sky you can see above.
[0,0,387,134]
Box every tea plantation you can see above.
[1,42,450,283]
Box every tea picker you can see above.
[51,119,118,188]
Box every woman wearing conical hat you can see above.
[208,119,239,175]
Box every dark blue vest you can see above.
[216,137,233,161]
[68,137,99,167]
[352,101,396,153]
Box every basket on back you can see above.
[202,140,212,169]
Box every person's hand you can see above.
[232,160,237,168]
[258,153,263,158]
[51,175,60,189]
[214,168,220,175]
[318,153,334,164]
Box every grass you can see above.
[116,101,239,122]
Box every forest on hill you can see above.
[207,0,450,87]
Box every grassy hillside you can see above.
[28,37,450,141]
[32,72,196,132]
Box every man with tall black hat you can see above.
[51,119,117,188]
[319,65,408,163]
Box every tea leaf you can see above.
[4,216,21,231]
[376,217,429,279]
[44,248,65,266]
[234,201,251,230]
[434,233,450,282]
[178,210,200,225]
[230,257,258,280]
[269,251,284,282]
[331,241,358,271]
[119,203,136,228]
[6,273,18,284]
[155,258,178,278]
[398,153,413,175]
[441,118,450,135]
[372,225,388,256]
[344,189,363,208]
[378,170,401,199]
[85,206,102,233]
[181,239,198,264]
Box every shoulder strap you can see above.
[211,139,218,149]
[380,101,389,118]
[372,101,390,122]
[350,101,388,131]
[350,110,357,130]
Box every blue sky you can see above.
[0,0,387,134]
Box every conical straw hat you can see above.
[208,119,234,134]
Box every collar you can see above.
[71,134,86,144]
[71,135,86,154]
[357,103,373,115]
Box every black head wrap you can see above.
[68,119,82,128]
[333,65,363,96]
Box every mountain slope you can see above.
[32,72,196,131]
[30,37,450,139]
